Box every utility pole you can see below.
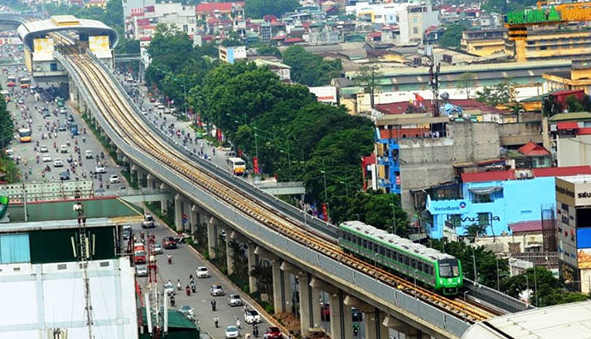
[72,199,94,339]
[472,246,478,284]
[428,53,440,117]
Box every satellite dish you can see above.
[440,92,449,100]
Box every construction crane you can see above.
[504,1,591,61]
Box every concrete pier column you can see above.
[247,242,258,293]
[311,286,322,328]
[384,317,422,339]
[280,261,299,314]
[207,216,218,259]
[345,296,387,339]
[272,260,284,313]
[310,278,338,331]
[174,193,183,232]
[298,272,312,336]
[160,199,168,214]
[328,292,345,339]
[146,173,155,190]
[189,205,198,237]
[225,231,235,275]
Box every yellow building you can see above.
[461,29,507,57]
[85,0,107,9]
[510,29,591,62]
[543,60,591,94]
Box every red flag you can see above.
[321,203,329,221]
[253,157,259,174]
[414,93,425,102]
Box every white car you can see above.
[163,282,175,296]
[109,174,120,184]
[196,266,210,278]
[135,265,148,277]
[42,154,52,162]
[95,165,106,174]
[225,326,240,339]
[179,305,195,321]
[244,309,261,324]
[228,294,243,307]
[85,150,93,159]
[53,158,63,167]
[39,145,48,153]
[60,145,68,153]
[154,243,163,254]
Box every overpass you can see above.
[6,19,530,338]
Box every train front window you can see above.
[439,259,460,278]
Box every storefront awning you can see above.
[468,186,502,195]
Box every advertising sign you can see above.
[253,157,259,174]
[505,7,560,25]
[88,35,111,58]
[578,248,591,269]
[322,203,328,221]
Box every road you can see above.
[132,220,274,339]
[1,63,125,195]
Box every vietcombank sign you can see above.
[505,6,591,25]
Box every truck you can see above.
[133,243,146,264]
[70,124,78,136]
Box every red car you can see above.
[149,97,156,103]
[320,304,330,321]
[163,237,177,249]
[263,327,282,339]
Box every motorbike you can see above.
[186,286,191,296]
[170,295,176,307]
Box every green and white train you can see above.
[338,221,463,295]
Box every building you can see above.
[219,45,246,64]
[511,29,591,63]
[0,219,138,338]
[514,141,552,168]
[253,59,291,81]
[425,166,591,240]
[398,3,439,44]
[460,29,507,57]
[553,115,591,167]
[543,59,591,95]
[556,176,591,293]
[85,0,106,9]
[375,116,501,210]
[122,0,156,20]
[125,3,197,40]
[308,86,338,104]
[195,1,245,21]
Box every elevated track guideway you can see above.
[58,47,506,337]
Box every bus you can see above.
[227,157,246,176]
[19,77,31,89]
[6,76,15,87]
[18,128,32,143]
[133,243,146,264]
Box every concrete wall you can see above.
[498,121,544,147]
[399,122,500,210]
[557,134,591,167]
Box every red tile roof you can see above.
[368,32,382,38]
[376,99,504,115]
[461,170,515,183]
[532,166,591,177]
[283,37,304,43]
[509,220,543,233]
[517,142,550,157]
[196,2,244,13]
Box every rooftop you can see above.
[508,220,544,233]
[195,1,244,12]
[461,166,591,183]
[376,99,504,115]
[517,142,550,157]
[549,112,591,122]
[558,174,591,184]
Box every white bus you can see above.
[227,157,246,176]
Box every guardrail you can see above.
[88,52,338,239]
[59,52,473,338]
[464,279,534,313]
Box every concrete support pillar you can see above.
[189,205,198,236]
[344,296,388,339]
[225,232,235,275]
[298,272,312,337]
[247,243,258,293]
[137,170,146,188]
[272,260,284,313]
[310,278,338,331]
[146,173,155,190]
[311,286,322,328]
[174,193,183,232]
[384,317,422,339]
[207,216,218,259]
[160,198,168,214]
[280,261,299,314]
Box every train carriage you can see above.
[339,221,463,295]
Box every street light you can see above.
[320,162,328,223]
[339,180,349,198]
[388,203,397,235]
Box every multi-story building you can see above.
[398,3,439,44]
[461,29,507,57]
[253,59,291,81]
[543,59,591,95]
[126,3,197,40]
[195,1,245,22]
[555,175,591,293]
[425,166,591,239]
[122,0,156,21]
[85,0,106,9]
[510,29,591,62]
[219,45,246,64]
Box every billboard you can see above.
[32,38,54,61]
[88,35,111,58]
[578,248,591,268]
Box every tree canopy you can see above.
[245,0,299,18]
[282,46,342,86]
[0,94,13,149]
[439,23,467,48]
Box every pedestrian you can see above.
[236,317,241,329]
[213,315,219,328]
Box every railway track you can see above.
[64,50,496,324]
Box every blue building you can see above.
[424,166,591,239]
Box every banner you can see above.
[322,203,328,221]
[253,157,259,174]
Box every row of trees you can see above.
[0,95,13,149]
[282,46,343,86]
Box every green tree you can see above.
[457,72,477,99]
[355,61,381,110]
[439,23,467,48]
[282,46,342,86]
[0,95,13,150]
[245,0,299,18]
[465,223,488,242]
[255,44,282,59]
[565,94,585,112]
[475,81,513,107]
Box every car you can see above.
[67,114,74,122]
[149,97,156,103]
[141,213,154,228]
[321,303,330,321]
[352,307,363,322]
[60,145,68,153]
[163,107,171,114]
[225,326,240,339]
[94,165,106,174]
[244,309,261,324]
[58,124,66,131]
[53,158,63,167]
[196,266,210,278]
[39,145,48,153]
[264,327,283,339]
[135,265,148,277]
[85,150,93,159]
[109,175,120,184]
[163,282,175,296]
[163,236,177,249]
[153,243,163,254]
[122,225,132,241]
[17,98,24,104]
[228,294,243,306]
[157,104,165,110]
[210,284,225,296]
[41,106,48,112]
[59,108,67,115]
[59,171,70,180]
[42,154,52,162]
[179,305,195,321]
[141,109,147,115]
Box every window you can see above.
[363,239,368,248]
[447,215,462,228]
[473,193,492,203]
[478,213,491,226]
[0,234,31,264]
[412,27,419,35]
